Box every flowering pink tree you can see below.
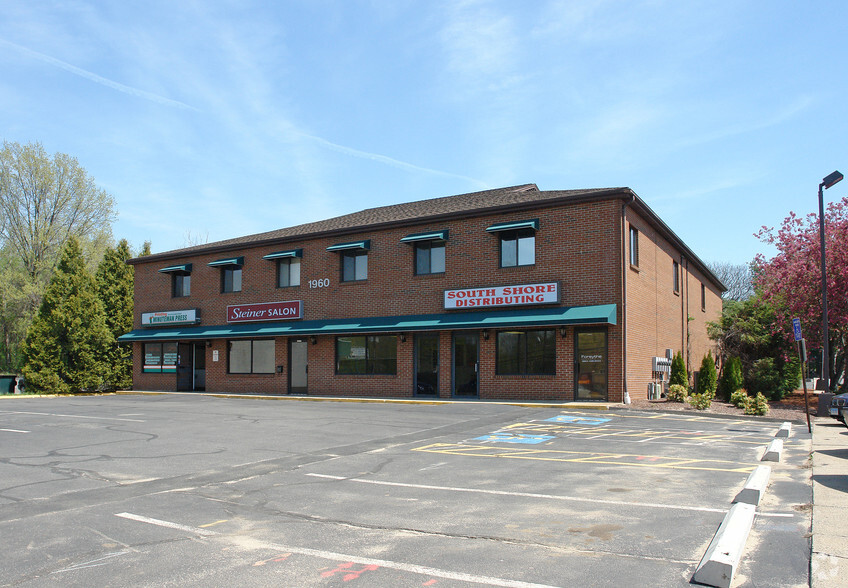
[754,196,848,391]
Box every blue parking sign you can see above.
[792,318,802,341]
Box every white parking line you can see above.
[304,473,794,518]
[0,428,30,433]
[0,410,145,422]
[115,512,563,588]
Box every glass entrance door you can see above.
[177,343,193,391]
[289,339,308,394]
[415,334,439,396]
[575,329,608,400]
[453,332,479,397]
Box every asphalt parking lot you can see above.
[0,394,811,587]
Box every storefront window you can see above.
[496,330,555,375]
[228,339,274,374]
[144,342,178,373]
[336,335,397,374]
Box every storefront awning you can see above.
[118,304,616,342]
[262,248,303,260]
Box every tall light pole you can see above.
[819,170,843,392]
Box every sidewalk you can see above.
[811,416,848,587]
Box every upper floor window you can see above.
[208,256,244,293]
[158,263,192,298]
[486,219,538,268]
[672,260,680,294]
[401,230,448,275]
[327,240,370,283]
[701,283,706,311]
[629,226,639,268]
[263,249,303,288]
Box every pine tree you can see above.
[670,351,688,388]
[717,356,743,400]
[696,350,718,397]
[96,239,134,390]
[22,237,114,394]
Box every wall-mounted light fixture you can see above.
[560,326,567,339]
[400,333,406,343]
[206,340,213,347]
[482,329,489,340]
[310,335,317,345]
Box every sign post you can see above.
[793,318,811,433]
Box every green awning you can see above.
[400,230,449,243]
[208,256,244,267]
[158,263,192,273]
[486,219,540,232]
[326,240,371,252]
[118,304,616,342]
[263,249,303,260]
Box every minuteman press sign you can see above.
[227,300,303,323]
[141,309,199,326]
[444,283,559,310]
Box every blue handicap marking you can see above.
[474,433,555,444]
[545,415,611,425]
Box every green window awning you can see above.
[207,256,244,267]
[263,249,303,260]
[158,263,192,274]
[400,230,449,243]
[486,219,540,233]
[118,304,616,342]
[326,240,371,252]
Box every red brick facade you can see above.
[124,187,723,403]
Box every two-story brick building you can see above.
[118,184,724,403]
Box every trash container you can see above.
[817,393,834,417]
[1,374,16,395]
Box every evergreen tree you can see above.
[717,356,744,400]
[96,239,134,390]
[696,350,718,397]
[22,238,114,394]
[669,351,688,388]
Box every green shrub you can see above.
[670,352,688,388]
[696,351,718,398]
[718,357,744,401]
[730,389,749,408]
[746,356,801,401]
[743,392,770,416]
[667,384,688,403]
[688,392,712,410]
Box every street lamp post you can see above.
[819,170,843,392]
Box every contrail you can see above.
[1,38,200,112]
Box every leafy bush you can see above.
[730,389,749,408]
[746,357,800,401]
[667,384,688,403]
[743,392,770,416]
[688,392,712,410]
[696,351,718,397]
[718,357,744,401]
[670,351,688,388]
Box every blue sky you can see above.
[2,1,846,265]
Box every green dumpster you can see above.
[1,374,17,394]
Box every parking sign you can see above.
[792,318,802,341]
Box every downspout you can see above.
[621,193,636,403]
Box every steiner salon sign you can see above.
[444,283,559,310]
[227,300,303,323]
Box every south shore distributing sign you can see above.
[141,309,199,327]
[444,282,559,310]
[227,300,303,323]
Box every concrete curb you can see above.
[761,438,783,462]
[692,502,757,588]
[732,465,771,506]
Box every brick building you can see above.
[119,184,724,402]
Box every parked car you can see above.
[830,392,848,424]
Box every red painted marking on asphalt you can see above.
[253,553,292,566]
[423,580,439,586]
[320,561,380,581]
